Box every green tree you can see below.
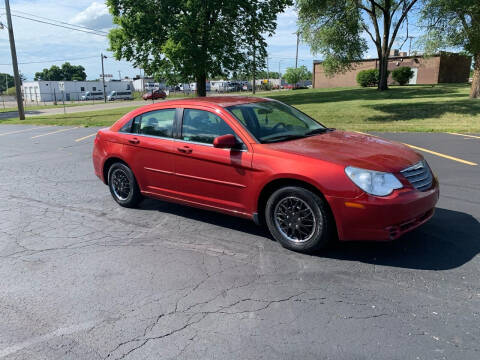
[256,70,281,79]
[297,0,419,91]
[283,66,310,87]
[0,73,14,93]
[34,62,86,81]
[421,0,480,98]
[107,0,291,97]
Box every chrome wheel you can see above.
[111,168,131,201]
[273,196,317,243]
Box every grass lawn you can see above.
[1,84,479,132]
[0,102,93,113]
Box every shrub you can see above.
[392,66,414,85]
[356,69,379,87]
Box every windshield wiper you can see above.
[262,134,307,143]
[304,128,331,136]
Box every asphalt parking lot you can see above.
[0,125,479,360]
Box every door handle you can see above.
[177,146,192,154]
[128,138,140,144]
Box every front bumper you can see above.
[327,178,439,241]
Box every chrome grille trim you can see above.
[401,160,433,191]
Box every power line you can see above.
[9,9,109,35]
[7,14,108,37]
[0,55,100,66]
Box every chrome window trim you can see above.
[175,138,248,152]
[131,133,175,142]
[126,133,247,152]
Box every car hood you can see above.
[265,130,421,173]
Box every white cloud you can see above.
[70,1,112,30]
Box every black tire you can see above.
[265,186,333,253]
[107,162,142,208]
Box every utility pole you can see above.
[266,57,270,88]
[101,53,107,103]
[295,31,300,69]
[4,0,25,119]
[408,36,415,56]
[252,42,256,95]
[118,70,121,80]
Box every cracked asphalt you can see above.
[0,125,479,360]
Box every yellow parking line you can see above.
[353,131,373,136]
[353,131,477,166]
[0,126,53,136]
[403,144,477,166]
[446,132,480,140]
[75,133,97,142]
[31,127,80,139]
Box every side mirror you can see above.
[213,134,237,148]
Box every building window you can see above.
[81,87,85,91]
[93,87,96,91]
[126,84,130,90]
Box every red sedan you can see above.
[92,97,439,253]
[142,90,167,100]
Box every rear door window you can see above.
[138,109,176,138]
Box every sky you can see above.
[0,0,416,81]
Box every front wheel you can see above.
[108,163,142,208]
[265,186,333,253]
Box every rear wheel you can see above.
[265,186,332,253]
[108,163,142,208]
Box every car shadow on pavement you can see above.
[323,208,480,270]
[140,198,269,238]
[140,200,478,270]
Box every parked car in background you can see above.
[81,91,104,101]
[93,97,439,253]
[142,89,167,100]
[107,90,133,101]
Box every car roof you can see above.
[155,96,270,108]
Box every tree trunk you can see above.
[470,53,480,99]
[196,72,207,97]
[378,53,389,91]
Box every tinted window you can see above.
[181,109,236,145]
[139,109,176,137]
[119,118,133,133]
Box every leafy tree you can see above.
[0,73,14,93]
[391,66,413,85]
[107,0,291,97]
[34,62,87,81]
[297,0,419,91]
[283,66,310,87]
[256,70,281,79]
[421,0,480,98]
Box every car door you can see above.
[172,107,253,214]
[121,108,178,197]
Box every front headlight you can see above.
[345,166,403,196]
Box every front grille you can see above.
[400,160,433,191]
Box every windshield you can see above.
[226,100,327,143]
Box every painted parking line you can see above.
[446,132,480,140]
[403,143,477,166]
[0,126,53,136]
[31,127,80,139]
[75,133,97,142]
[354,131,478,166]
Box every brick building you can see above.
[313,52,472,88]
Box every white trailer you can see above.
[22,80,134,103]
